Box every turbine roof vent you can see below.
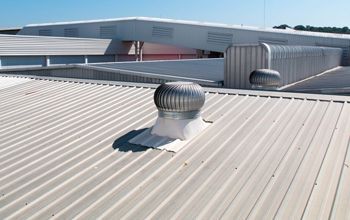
[129,81,209,152]
[154,81,205,120]
[250,69,281,89]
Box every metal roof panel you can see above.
[0,76,349,219]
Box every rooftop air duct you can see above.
[249,69,281,90]
[151,81,207,140]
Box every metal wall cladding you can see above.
[0,67,173,84]
[0,56,46,67]
[87,55,115,63]
[0,55,117,68]
[224,44,342,89]
[50,56,85,65]
[267,44,342,86]
[19,18,350,58]
[224,44,269,89]
[0,34,120,56]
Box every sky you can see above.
[0,0,349,29]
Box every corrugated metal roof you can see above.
[0,75,349,219]
[284,66,350,95]
[0,34,119,56]
[86,58,224,86]
[0,77,30,90]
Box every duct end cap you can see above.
[250,69,281,90]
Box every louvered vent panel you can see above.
[38,29,52,36]
[64,28,79,37]
[100,26,117,39]
[152,26,174,39]
[259,37,288,45]
[207,32,233,45]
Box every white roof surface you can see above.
[0,75,349,219]
[284,66,350,95]
[86,58,224,86]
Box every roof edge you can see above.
[23,17,350,40]
[1,74,349,103]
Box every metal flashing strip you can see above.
[129,121,210,152]
[0,76,31,90]
[129,128,185,152]
[1,74,349,103]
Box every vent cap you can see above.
[154,82,205,120]
[151,81,208,141]
[250,69,281,89]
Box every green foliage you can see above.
[273,24,291,29]
[274,24,350,34]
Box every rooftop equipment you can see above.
[129,81,209,152]
[249,69,281,90]
[151,81,207,140]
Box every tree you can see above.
[274,24,350,35]
[342,27,349,34]
[294,25,306,31]
[273,24,291,29]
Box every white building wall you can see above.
[18,18,350,64]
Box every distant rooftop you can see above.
[2,58,350,95]
[284,66,350,95]
[0,27,21,31]
[86,58,224,87]
[0,27,21,35]
[25,17,350,40]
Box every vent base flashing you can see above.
[129,117,209,152]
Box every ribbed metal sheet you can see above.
[225,44,342,89]
[266,44,342,86]
[0,77,30,90]
[283,66,350,94]
[88,58,224,86]
[0,58,224,86]
[0,34,120,56]
[0,75,349,219]
[224,44,268,89]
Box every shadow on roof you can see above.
[112,128,149,152]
